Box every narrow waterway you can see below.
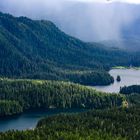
[94,69,140,93]
[0,108,86,132]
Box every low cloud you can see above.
[0,0,140,41]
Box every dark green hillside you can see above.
[0,108,139,140]
[120,85,140,95]
[126,94,140,107]
[0,12,139,85]
[120,85,140,107]
[0,100,23,116]
[0,78,125,116]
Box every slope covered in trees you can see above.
[0,100,23,116]
[120,85,140,95]
[126,94,140,107]
[120,85,140,107]
[0,108,139,140]
[0,12,140,85]
[0,78,125,117]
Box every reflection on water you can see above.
[0,108,86,132]
[94,69,140,93]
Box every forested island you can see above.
[116,75,121,82]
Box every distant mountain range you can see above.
[0,12,140,85]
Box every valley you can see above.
[0,10,140,140]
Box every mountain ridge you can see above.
[0,12,139,85]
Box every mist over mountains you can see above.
[0,0,140,45]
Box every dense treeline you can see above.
[126,94,140,107]
[120,85,140,107]
[0,100,22,116]
[120,85,140,94]
[0,108,139,140]
[0,12,140,85]
[62,70,114,86]
[0,78,125,116]
[29,70,114,86]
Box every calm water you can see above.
[95,69,140,93]
[0,108,86,132]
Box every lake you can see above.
[94,68,140,93]
[0,108,86,132]
[1,68,140,132]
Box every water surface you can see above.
[95,69,140,93]
[1,68,140,132]
[0,108,86,132]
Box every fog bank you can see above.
[0,0,140,41]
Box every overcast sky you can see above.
[0,0,140,41]
[74,0,140,4]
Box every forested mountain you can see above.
[0,108,139,140]
[0,78,125,116]
[0,12,140,85]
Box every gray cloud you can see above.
[0,0,140,41]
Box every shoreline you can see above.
[112,66,140,70]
